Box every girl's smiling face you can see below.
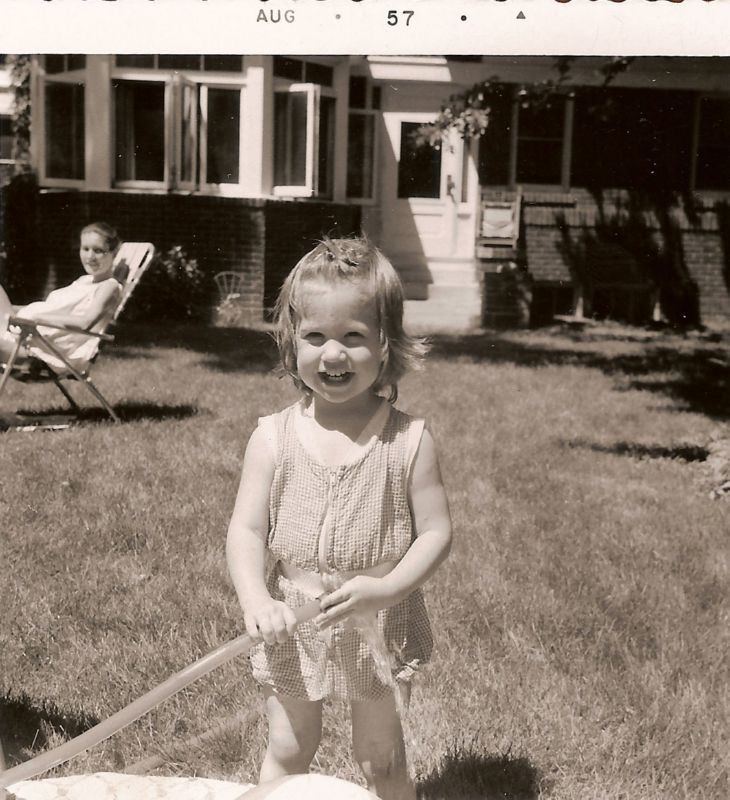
[295,278,384,409]
[79,231,116,282]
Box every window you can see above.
[115,55,242,73]
[113,80,166,184]
[516,96,565,185]
[398,122,442,199]
[273,84,336,198]
[0,115,12,162]
[695,97,730,190]
[203,87,241,185]
[478,85,567,187]
[273,57,333,87]
[44,54,85,74]
[45,81,85,180]
[571,88,694,190]
[347,76,378,201]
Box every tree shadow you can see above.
[565,439,709,463]
[0,691,99,768]
[112,323,279,375]
[428,331,730,421]
[417,743,540,800]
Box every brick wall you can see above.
[511,189,730,324]
[263,199,362,312]
[0,189,361,322]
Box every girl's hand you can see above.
[244,598,298,645]
[315,576,392,629]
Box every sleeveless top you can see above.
[22,276,121,372]
[249,400,434,701]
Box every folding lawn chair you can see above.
[0,243,156,427]
[214,270,246,303]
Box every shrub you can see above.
[129,246,209,322]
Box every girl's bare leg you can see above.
[259,686,323,783]
[351,690,416,800]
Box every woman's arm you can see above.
[317,428,452,625]
[22,280,121,330]
[226,423,298,645]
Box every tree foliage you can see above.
[417,56,635,146]
[6,54,32,174]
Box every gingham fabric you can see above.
[249,401,433,701]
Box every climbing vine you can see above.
[6,54,32,175]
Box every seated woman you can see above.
[0,222,123,374]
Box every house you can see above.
[2,54,729,328]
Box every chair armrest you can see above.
[8,316,115,342]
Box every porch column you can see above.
[85,55,112,190]
[332,58,350,203]
[242,55,272,197]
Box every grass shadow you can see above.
[565,439,710,462]
[2,402,202,431]
[417,743,540,800]
[113,323,278,375]
[0,691,99,768]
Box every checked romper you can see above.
[249,400,433,701]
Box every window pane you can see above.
[696,97,730,190]
[273,56,303,81]
[318,96,335,198]
[516,96,564,185]
[207,88,240,184]
[180,83,197,185]
[349,76,367,109]
[203,55,242,72]
[478,86,512,186]
[516,140,562,185]
[572,88,694,190]
[347,113,374,198]
[0,115,12,160]
[371,86,381,110]
[304,62,333,87]
[274,90,307,187]
[67,55,86,71]
[45,82,85,180]
[398,121,441,199]
[113,80,165,182]
[158,55,201,71]
[45,55,66,75]
[116,55,155,69]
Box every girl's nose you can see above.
[322,340,347,362]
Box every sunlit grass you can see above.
[1,322,728,798]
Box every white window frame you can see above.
[346,78,379,205]
[512,90,572,192]
[110,63,247,195]
[111,72,173,190]
[38,72,86,189]
[272,81,336,199]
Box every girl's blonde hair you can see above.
[274,236,428,402]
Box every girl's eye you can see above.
[303,332,324,345]
[345,331,364,340]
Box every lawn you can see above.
[1,321,728,799]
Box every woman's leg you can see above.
[351,689,416,800]
[259,685,323,783]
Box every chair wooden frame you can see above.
[0,243,156,425]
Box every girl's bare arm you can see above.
[226,424,298,644]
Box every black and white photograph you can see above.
[1,2,728,799]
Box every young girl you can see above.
[0,222,122,372]
[226,237,452,800]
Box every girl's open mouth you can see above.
[319,370,353,386]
